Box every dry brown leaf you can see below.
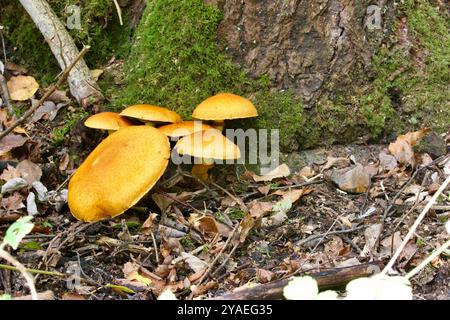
[324,236,345,258]
[0,165,21,181]
[273,188,312,203]
[330,164,370,194]
[321,156,351,172]
[388,128,430,166]
[361,223,383,258]
[151,193,174,213]
[58,154,70,172]
[0,193,25,211]
[251,163,290,182]
[238,213,255,243]
[0,134,27,156]
[16,159,42,184]
[257,185,271,195]
[196,216,219,237]
[90,69,104,81]
[256,268,275,283]
[7,75,39,101]
[249,201,273,218]
[297,166,316,179]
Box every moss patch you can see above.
[359,0,449,136]
[111,0,304,152]
[2,0,132,85]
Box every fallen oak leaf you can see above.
[251,163,290,182]
[7,75,39,101]
[273,188,312,203]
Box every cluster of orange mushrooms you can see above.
[68,93,258,222]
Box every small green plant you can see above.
[51,111,88,146]
[180,235,196,250]
[1,216,34,251]
[228,208,245,220]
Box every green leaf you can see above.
[22,241,43,251]
[0,294,12,300]
[3,216,34,250]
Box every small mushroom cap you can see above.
[174,129,241,160]
[84,112,134,131]
[120,104,182,123]
[68,126,170,222]
[192,93,258,120]
[158,121,214,137]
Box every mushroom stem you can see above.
[211,120,225,131]
[192,160,214,180]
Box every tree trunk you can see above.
[19,0,103,107]
[211,0,392,105]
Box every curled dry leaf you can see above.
[16,159,42,184]
[7,75,39,101]
[251,163,290,182]
[360,223,383,258]
[0,134,28,156]
[274,188,312,203]
[321,156,351,172]
[256,268,275,283]
[179,252,208,273]
[388,128,430,166]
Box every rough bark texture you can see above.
[210,0,391,104]
[19,0,103,107]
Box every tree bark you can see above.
[211,0,392,105]
[19,0,103,107]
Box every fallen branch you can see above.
[210,262,384,300]
[19,0,103,106]
[0,46,90,141]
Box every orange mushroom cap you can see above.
[192,93,258,120]
[68,126,170,222]
[84,112,134,131]
[120,104,182,124]
[158,121,214,138]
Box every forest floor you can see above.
[0,63,449,300]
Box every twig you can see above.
[158,190,204,215]
[149,230,159,265]
[0,249,38,300]
[295,226,365,247]
[197,224,239,285]
[0,46,90,141]
[382,174,450,275]
[0,73,13,115]
[211,241,240,277]
[406,239,450,280]
[210,181,248,212]
[383,154,450,220]
[0,263,65,277]
[270,177,324,190]
[112,0,124,26]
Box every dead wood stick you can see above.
[210,262,384,300]
[0,73,13,115]
[19,0,102,105]
[0,46,90,141]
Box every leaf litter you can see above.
[0,73,448,299]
